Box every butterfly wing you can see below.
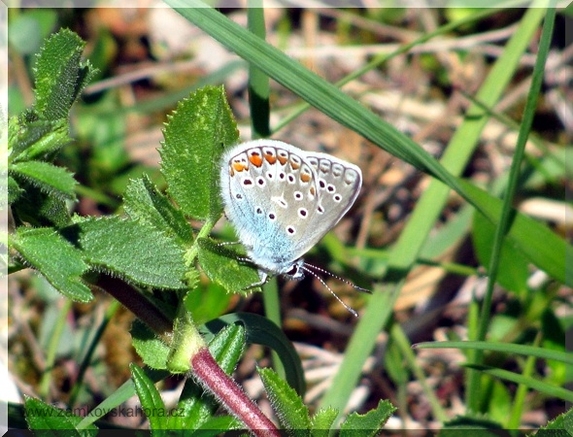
[220,140,361,274]
[288,151,362,255]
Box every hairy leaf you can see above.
[11,161,77,201]
[74,217,187,289]
[33,28,96,120]
[12,227,92,302]
[124,175,194,245]
[161,85,238,220]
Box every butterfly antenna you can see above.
[303,263,371,294]
[301,265,359,317]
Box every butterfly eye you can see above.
[285,264,304,280]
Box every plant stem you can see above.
[192,347,280,436]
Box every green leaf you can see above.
[183,281,233,326]
[33,28,97,120]
[8,176,24,204]
[130,363,170,431]
[194,415,243,434]
[73,216,187,289]
[11,161,77,201]
[131,319,171,370]
[203,313,305,397]
[124,175,194,245]
[537,406,573,435]
[472,208,529,295]
[160,85,239,220]
[207,321,245,373]
[339,399,395,436]
[542,309,568,386]
[196,237,260,296]
[416,340,573,366]
[10,182,71,227]
[9,116,72,162]
[311,407,339,436]
[441,415,505,435]
[462,364,573,403]
[12,227,92,302]
[459,179,573,287]
[76,368,170,430]
[486,379,511,424]
[170,324,246,430]
[258,367,311,431]
[24,395,98,435]
[384,337,409,386]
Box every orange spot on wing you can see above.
[264,152,277,164]
[300,173,311,183]
[277,154,288,165]
[232,162,247,172]
[249,152,263,167]
[290,160,301,170]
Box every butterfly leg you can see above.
[242,269,269,290]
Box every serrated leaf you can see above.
[311,407,339,436]
[130,363,170,431]
[9,116,71,162]
[160,85,239,220]
[472,210,529,294]
[340,399,395,436]
[196,237,260,296]
[537,406,573,434]
[73,216,187,289]
[24,395,98,435]
[170,324,246,430]
[33,28,96,120]
[12,227,92,302]
[124,175,194,245]
[258,367,311,431]
[11,161,77,200]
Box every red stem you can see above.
[191,347,280,437]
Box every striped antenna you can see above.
[301,263,370,318]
